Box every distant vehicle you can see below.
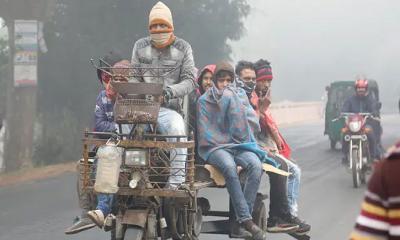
[334,113,380,188]
[324,80,380,149]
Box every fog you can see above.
[232,0,400,112]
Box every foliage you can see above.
[35,0,250,164]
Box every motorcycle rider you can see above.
[130,1,196,188]
[236,60,310,235]
[65,51,125,234]
[341,78,381,163]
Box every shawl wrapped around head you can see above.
[197,83,278,167]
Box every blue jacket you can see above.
[94,90,116,132]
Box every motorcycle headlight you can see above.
[124,149,148,166]
[349,121,362,132]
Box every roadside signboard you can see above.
[14,20,38,87]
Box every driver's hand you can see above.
[162,88,173,104]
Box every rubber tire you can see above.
[124,226,144,240]
[330,139,336,150]
[192,205,203,237]
[164,201,184,240]
[352,149,361,188]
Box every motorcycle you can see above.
[335,113,380,188]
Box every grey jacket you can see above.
[131,37,197,111]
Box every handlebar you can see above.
[332,112,380,122]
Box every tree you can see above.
[0,25,9,118]
[34,0,250,165]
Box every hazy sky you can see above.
[231,0,400,109]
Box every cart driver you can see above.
[130,1,196,189]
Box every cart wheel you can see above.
[123,225,144,240]
[192,204,203,237]
[164,199,184,240]
[253,200,267,231]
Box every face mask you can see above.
[150,32,173,47]
[238,77,256,98]
[244,80,256,92]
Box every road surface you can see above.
[0,115,398,240]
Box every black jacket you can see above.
[341,94,379,117]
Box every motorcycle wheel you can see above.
[352,149,361,188]
[124,226,144,240]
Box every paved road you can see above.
[0,115,398,240]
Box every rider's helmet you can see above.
[355,77,368,97]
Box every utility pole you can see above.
[0,0,55,171]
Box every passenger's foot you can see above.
[231,222,252,238]
[64,215,96,235]
[241,220,267,240]
[103,214,116,232]
[87,210,105,228]
[266,216,299,233]
[289,216,311,235]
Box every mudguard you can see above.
[121,210,148,228]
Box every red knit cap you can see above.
[255,59,273,81]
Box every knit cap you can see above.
[149,1,174,31]
[254,59,273,81]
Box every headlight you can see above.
[124,149,148,166]
[349,121,362,132]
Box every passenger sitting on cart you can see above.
[197,61,272,240]
[65,51,126,235]
[237,59,310,235]
[188,64,216,161]
[86,59,133,229]
[130,1,196,189]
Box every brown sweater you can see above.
[350,141,400,240]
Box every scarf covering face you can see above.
[196,83,278,167]
[150,32,175,48]
[148,1,176,48]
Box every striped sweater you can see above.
[350,141,400,240]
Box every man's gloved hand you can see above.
[162,88,174,104]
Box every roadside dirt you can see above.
[0,162,76,187]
